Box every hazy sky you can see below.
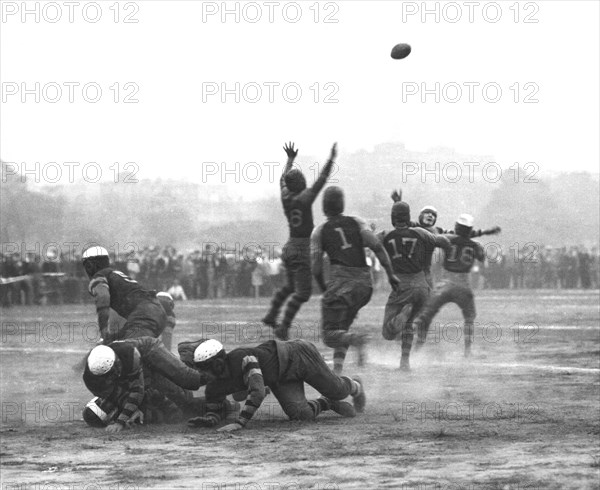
[1,1,599,195]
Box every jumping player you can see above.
[82,246,167,343]
[187,338,366,432]
[413,214,487,357]
[262,142,338,340]
[380,201,451,371]
[311,186,400,374]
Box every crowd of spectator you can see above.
[1,244,599,307]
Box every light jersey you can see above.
[88,268,155,318]
[312,215,375,268]
[382,226,438,275]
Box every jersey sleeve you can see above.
[353,217,379,250]
[237,355,266,426]
[310,223,325,259]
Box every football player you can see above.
[390,190,500,288]
[413,214,487,357]
[262,142,338,340]
[82,337,208,432]
[82,246,167,343]
[380,201,451,371]
[187,338,366,432]
[311,186,400,374]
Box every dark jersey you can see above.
[280,162,333,238]
[205,341,280,401]
[443,235,485,273]
[383,227,438,274]
[88,268,155,318]
[318,215,368,268]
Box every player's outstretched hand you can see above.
[187,416,218,428]
[127,409,144,426]
[388,274,401,292]
[329,142,338,162]
[217,422,243,433]
[391,189,402,202]
[283,142,298,159]
[489,226,501,235]
[105,422,125,433]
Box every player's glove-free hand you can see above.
[187,416,219,428]
[105,422,125,433]
[390,189,403,202]
[217,422,243,433]
[127,409,144,426]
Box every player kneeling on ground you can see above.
[187,339,366,432]
[83,337,209,433]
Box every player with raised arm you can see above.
[413,214,487,357]
[380,201,451,371]
[390,190,500,288]
[187,338,366,432]
[262,142,338,340]
[312,186,400,374]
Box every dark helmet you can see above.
[284,169,307,193]
[323,186,345,217]
[82,246,110,278]
[391,201,411,226]
[82,397,115,427]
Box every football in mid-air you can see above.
[391,43,411,60]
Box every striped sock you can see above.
[281,294,306,329]
[308,398,329,417]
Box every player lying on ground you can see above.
[390,190,500,288]
[311,186,400,374]
[187,338,366,432]
[379,201,451,371]
[82,246,168,342]
[413,214,488,358]
[83,337,211,433]
[262,142,338,340]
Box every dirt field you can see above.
[1,289,599,490]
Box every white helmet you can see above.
[87,345,116,375]
[420,205,438,216]
[157,292,173,301]
[83,246,109,260]
[456,214,474,228]
[194,339,224,364]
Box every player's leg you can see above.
[263,260,294,327]
[322,300,351,375]
[413,283,452,348]
[122,300,167,340]
[456,286,477,357]
[278,257,312,339]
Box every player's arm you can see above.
[359,220,400,290]
[280,142,299,191]
[218,356,266,432]
[390,189,402,202]
[308,142,338,198]
[310,224,327,293]
[108,353,144,433]
[89,278,111,341]
[470,226,501,237]
[474,243,486,263]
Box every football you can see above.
[391,43,411,60]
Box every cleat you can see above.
[327,399,356,418]
[351,376,366,413]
